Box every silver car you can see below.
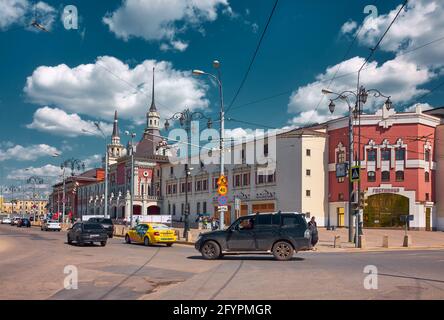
[41,220,61,231]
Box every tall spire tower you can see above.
[136,67,163,157]
[146,67,160,131]
[107,110,124,165]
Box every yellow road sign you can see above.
[218,185,228,196]
[217,175,228,186]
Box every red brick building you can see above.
[327,103,441,230]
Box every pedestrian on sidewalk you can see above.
[308,216,319,249]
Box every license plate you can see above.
[90,234,100,237]
[161,238,173,241]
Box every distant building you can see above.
[1,199,48,215]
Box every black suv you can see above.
[195,212,313,261]
[88,217,114,238]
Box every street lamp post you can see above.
[27,176,44,222]
[8,185,19,215]
[60,158,85,223]
[192,60,225,229]
[164,109,212,239]
[125,131,136,227]
[82,124,109,218]
[322,87,391,246]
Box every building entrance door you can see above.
[364,193,409,228]
[337,207,345,227]
[426,208,431,231]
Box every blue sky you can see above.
[1,0,443,197]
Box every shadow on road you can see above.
[187,255,305,261]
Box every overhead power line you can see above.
[225,0,280,114]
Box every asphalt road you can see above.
[1,224,444,300]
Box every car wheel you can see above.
[166,243,173,247]
[77,237,84,246]
[272,241,294,261]
[143,236,150,246]
[100,241,107,247]
[125,234,131,244]
[201,241,221,260]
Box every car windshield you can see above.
[99,219,113,224]
[49,220,58,223]
[83,223,104,230]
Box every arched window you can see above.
[367,149,376,161]
[425,149,430,162]
[381,171,390,182]
[368,171,376,182]
[396,171,404,182]
[425,171,430,182]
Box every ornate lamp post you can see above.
[125,131,137,227]
[27,176,44,222]
[164,109,212,239]
[60,158,85,223]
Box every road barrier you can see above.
[334,235,341,248]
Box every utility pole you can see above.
[125,131,136,227]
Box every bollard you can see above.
[334,235,341,248]
[186,232,193,243]
[358,235,366,249]
[382,235,389,248]
[403,234,412,247]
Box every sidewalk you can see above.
[173,227,444,252]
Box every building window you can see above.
[187,182,192,192]
[368,171,376,182]
[337,151,346,163]
[425,171,430,182]
[172,204,176,215]
[234,174,241,187]
[306,149,311,157]
[338,193,344,201]
[170,167,174,175]
[381,171,390,182]
[306,190,311,197]
[264,143,269,156]
[426,193,430,201]
[381,149,391,161]
[168,204,171,215]
[425,149,430,162]
[180,182,185,193]
[196,180,202,192]
[367,149,376,161]
[395,148,405,161]
[306,169,311,176]
[172,184,177,194]
[396,171,404,182]
[242,173,250,186]
[338,177,345,183]
[203,201,207,213]
[197,202,200,214]
[181,203,184,214]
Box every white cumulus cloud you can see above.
[26,107,113,138]
[0,143,61,162]
[24,56,209,123]
[103,0,230,50]
[0,0,56,31]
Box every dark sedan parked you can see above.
[17,218,31,228]
[67,222,108,246]
[195,212,313,261]
[87,217,114,238]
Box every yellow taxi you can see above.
[125,223,177,246]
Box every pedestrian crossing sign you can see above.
[350,166,360,182]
